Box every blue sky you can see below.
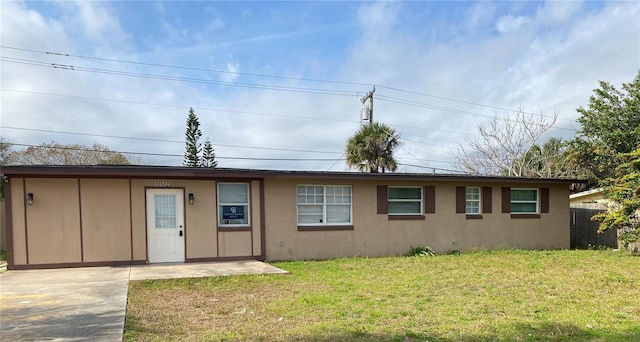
[1,1,638,171]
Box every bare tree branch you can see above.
[455,110,558,176]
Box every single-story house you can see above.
[1,165,583,270]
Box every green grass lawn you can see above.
[124,250,640,341]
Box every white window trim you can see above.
[465,187,481,215]
[388,186,423,216]
[217,182,251,227]
[297,185,353,226]
[510,188,539,214]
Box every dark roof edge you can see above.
[0,165,587,184]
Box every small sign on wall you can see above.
[222,205,245,220]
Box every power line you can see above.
[1,126,344,155]
[376,93,576,132]
[3,126,461,169]
[1,45,373,87]
[376,84,577,123]
[0,89,359,124]
[397,163,462,174]
[6,143,346,162]
[0,88,482,144]
[1,45,580,125]
[1,56,362,97]
[6,54,572,131]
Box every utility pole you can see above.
[360,85,375,125]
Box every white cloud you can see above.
[57,1,131,50]
[465,1,497,32]
[496,15,530,33]
[1,1,638,172]
[221,57,240,83]
[536,0,583,24]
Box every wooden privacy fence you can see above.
[570,207,617,249]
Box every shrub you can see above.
[410,246,437,257]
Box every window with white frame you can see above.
[218,183,250,226]
[388,187,422,215]
[465,187,481,214]
[510,188,538,214]
[297,185,352,225]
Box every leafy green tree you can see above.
[183,107,202,167]
[200,138,218,168]
[346,122,400,173]
[567,71,640,185]
[592,147,640,251]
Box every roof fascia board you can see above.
[0,166,586,184]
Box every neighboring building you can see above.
[569,188,609,209]
[1,165,583,270]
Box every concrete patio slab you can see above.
[0,261,288,341]
[0,266,130,341]
[129,260,289,281]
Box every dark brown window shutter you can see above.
[502,187,511,213]
[482,187,492,213]
[377,185,388,214]
[424,186,436,214]
[541,187,549,213]
[455,186,465,213]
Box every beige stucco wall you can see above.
[264,178,570,260]
[6,174,570,267]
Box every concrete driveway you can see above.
[0,261,288,341]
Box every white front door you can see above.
[146,189,185,263]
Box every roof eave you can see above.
[0,165,587,184]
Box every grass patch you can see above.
[124,250,640,341]
[0,249,6,262]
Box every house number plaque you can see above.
[154,181,171,187]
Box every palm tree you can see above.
[346,122,400,173]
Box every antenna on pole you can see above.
[360,86,375,125]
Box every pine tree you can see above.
[201,138,218,168]
[183,108,202,167]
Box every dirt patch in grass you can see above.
[124,250,640,341]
